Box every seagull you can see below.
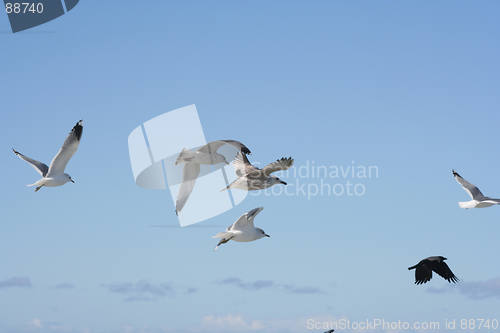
[408,256,459,285]
[221,152,294,191]
[13,120,83,192]
[174,140,251,215]
[452,170,500,209]
[213,207,269,250]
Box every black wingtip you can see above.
[241,147,252,155]
[72,120,84,141]
[452,169,460,177]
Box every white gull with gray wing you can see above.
[452,170,500,208]
[13,120,83,192]
[212,207,269,250]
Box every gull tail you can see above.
[212,232,231,239]
[458,200,477,209]
[27,179,44,187]
[220,179,238,192]
[175,148,195,165]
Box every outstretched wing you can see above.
[47,120,83,177]
[414,265,433,285]
[259,157,294,177]
[452,170,483,200]
[233,152,258,177]
[198,140,251,155]
[12,149,49,177]
[175,162,201,215]
[230,207,264,231]
[432,262,459,283]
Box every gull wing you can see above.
[197,140,251,155]
[47,120,83,177]
[175,162,201,215]
[230,207,264,231]
[452,170,483,200]
[259,157,294,177]
[432,262,459,283]
[481,199,500,205]
[233,152,258,177]
[12,149,49,177]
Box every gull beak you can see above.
[265,234,270,237]
[281,181,287,185]
[71,179,75,183]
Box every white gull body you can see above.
[13,120,83,192]
[452,170,500,208]
[222,152,293,191]
[212,207,269,250]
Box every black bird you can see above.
[324,330,335,333]
[408,256,459,285]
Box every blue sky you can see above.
[1,1,500,332]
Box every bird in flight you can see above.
[174,140,251,215]
[452,170,500,209]
[221,152,294,191]
[13,120,83,192]
[213,207,269,250]
[408,256,459,285]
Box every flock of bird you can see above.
[408,169,500,284]
[173,139,294,250]
[12,120,500,286]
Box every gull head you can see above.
[257,228,270,239]
[271,175,287,185]
[65,173,74,183]
[210,153,229,166]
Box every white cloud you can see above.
[26,318,43,329]
[194,314,354,333]
[200,314,265,331]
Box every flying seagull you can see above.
[408,256,459,285]
[174,140,251,215]
[452,170,500,209]
[221,152,294,191]
[213,207,269,250]
[13,120,83,192]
